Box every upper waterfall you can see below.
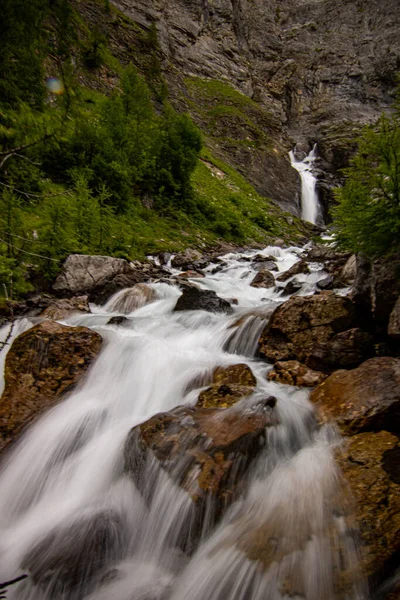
[290,144,320,225]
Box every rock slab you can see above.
[0,321,102,454]
[311,357,400,436]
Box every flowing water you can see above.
[0,244,366,600]
[290,145,320,225]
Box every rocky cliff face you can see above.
[111,0,400,214]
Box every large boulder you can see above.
[337,431,400,584]
[197,363,257,408]
[0,321,102,454]
[52,254,165,305]
[40,296,90,321]
[267,360,327,387]
[174,287,232,313]
[250,269,275,289]
[310,357,400,436]
[258,293,369,372]
[124,398,276,545]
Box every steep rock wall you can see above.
[111,0,400,213]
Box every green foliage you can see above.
[332,112,400,258]
[0,0,304,299]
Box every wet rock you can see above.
[258,293,357,371]
[310,357,400,436]
[106,283,156,314]
[40,296,90,321]
[276,260,310,282]
[250,269,275,289]
[177,270,205,279]
[267,360,327,387]
[317,275,334,290]
[337,431,400,582]
[124,398,277,539]
[23,510,127,597]
[197,363,257,408]
[282,278,303,295]
[174,287,232,313]
[171,249,202,269]
[158,252,172,266]
[388,295,400,338]
[0,321,102,454]
[107,316,128,326]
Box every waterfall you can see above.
[290,144,320,225]
[0,245,365,600]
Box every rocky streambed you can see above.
[0,241,399,600]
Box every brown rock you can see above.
[124,398,277,544]
[276,259,310,282]
[337,431,400,581]
[171,249,203,269]
[267,360,327,387]
[40,296,90,321]
[106,283,156,314]
[310,357,400,435]
[258,293,357,371]
[197,363,257,408]
[250,269,275,289]
[0,321,103,454]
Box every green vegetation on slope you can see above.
[332,105,400,258]
[0,0,306,299]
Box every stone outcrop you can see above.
[353,253,400,338]
[124,397,277,544]
[197,363,257,408]
[310,357,400,436]
[40,296,90,321]
[52,254,166,305]
[267,360,327,387]
[258,293,372,372]
[0,321,102,454]
[337,431,400,583]
[111,0,400,214]
[174,287,232,313]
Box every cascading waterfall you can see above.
[290,144,320,225]
[0,244,366,600]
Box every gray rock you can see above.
[53,255,137,296]
[317,275,334,290]
[174,287,232,313]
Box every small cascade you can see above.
[290,143,320,225]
